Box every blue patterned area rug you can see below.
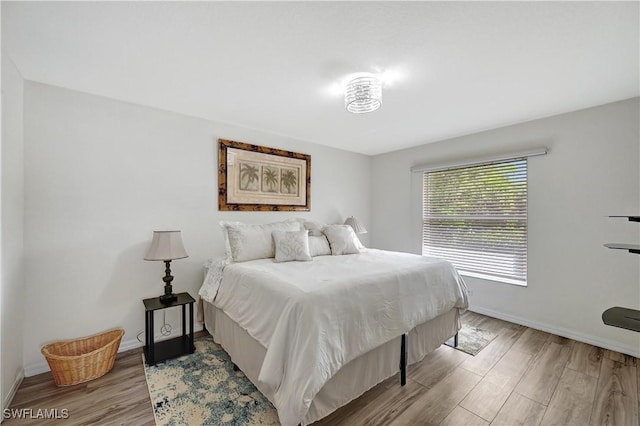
[444,324,497,356]
[143,338,279,425]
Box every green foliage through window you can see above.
[422,159,527,284]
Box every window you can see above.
[422,158,527,285]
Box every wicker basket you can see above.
[41,328,124,387]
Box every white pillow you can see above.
[219,220,243,259]
[303,220,325,237]
[352,232,365,249]
[223,219,302,262]
[303,219,365,248]
[309,235,331,257]
[323,225,361,255]
[272,230,312,262]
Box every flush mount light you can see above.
[344,73,382,114]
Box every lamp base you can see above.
[159,293,177,305]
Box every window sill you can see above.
[459,271,527,287]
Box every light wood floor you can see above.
[5,312,639,425]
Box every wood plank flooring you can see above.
[4,312,638,425]
[4,346,154,426]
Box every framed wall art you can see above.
[218,139,311,211]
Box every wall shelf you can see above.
[608,215,640,222]
[602,307,640,332]
[602,215,640,332]
[604,243,640,254]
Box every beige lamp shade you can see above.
[144,231,189,261]
[344,216,368,234]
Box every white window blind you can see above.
[422,158,528,285]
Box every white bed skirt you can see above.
[203,301,460,425]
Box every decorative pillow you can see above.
[272,230,312,262]
[223,220,302,262]
[323,225,361,255]
[308,235,331,257]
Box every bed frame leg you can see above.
[454,332,459,348]
[400,333,408,386]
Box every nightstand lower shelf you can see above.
[602,306,640,332]
[144,335,195,364]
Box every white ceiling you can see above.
[3,1,638,155]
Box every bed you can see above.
[199,223,468,426]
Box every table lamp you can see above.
[344,216,368,234]
[144,230,188,304]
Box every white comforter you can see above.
[201,249,468,426]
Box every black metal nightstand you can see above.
[143,292,195,365]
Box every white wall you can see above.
[22,82,371,373]
[371,98,640,356]
[1,55,26,410]
[15,80,640,376]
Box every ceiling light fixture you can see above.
[344,73,382,114]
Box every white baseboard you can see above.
[24,323,204,377]
[469,305,640,358]
[2,369,25,420]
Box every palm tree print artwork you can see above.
[280,168,298,195]
[219,139,310,211]
[239,162,260,191]
[262,166,279,193]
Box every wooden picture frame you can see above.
[218,139,311,211]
